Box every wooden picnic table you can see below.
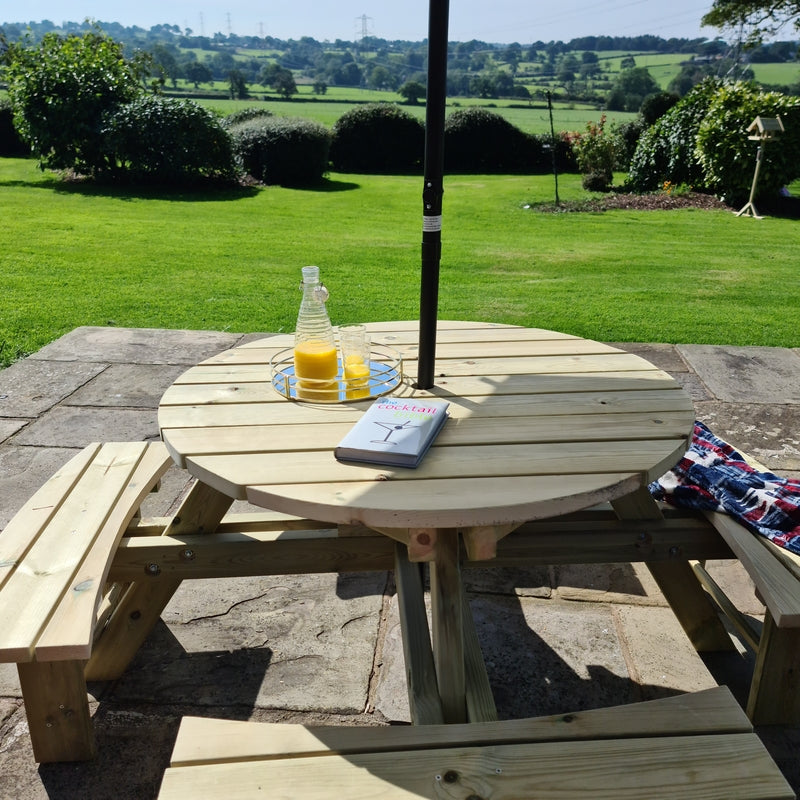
[156,320,707,724]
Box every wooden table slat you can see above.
[244,473,642,528]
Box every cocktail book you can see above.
[334,397,450,468]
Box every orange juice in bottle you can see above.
[294,266,338,402]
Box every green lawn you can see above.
[2,156,799,368]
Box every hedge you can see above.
[101,96,239,184]
[229,116,330,186]
[444,107,542,173]
[330,104,424,173]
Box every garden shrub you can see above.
[627,78,800,202]
[582,171,613,192]
[222,107,274,128]
[444,107,539,173]
[330,104,423,173]
[230,116,330,186]
[4,30,142,175]
[101,96,239,184]
[532,133,577,174]
[0,99,28,157]
[626,78,721,192]
[694,82,800,205]
[566,115,616,191]
[640,91,680,125]
[610,117,647,171]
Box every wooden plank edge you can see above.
[169,686,748,767]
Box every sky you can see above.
[9,0,723,44]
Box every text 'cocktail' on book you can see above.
[334,398,450,468]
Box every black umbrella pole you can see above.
[417,0,450,390]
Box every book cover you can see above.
[334,397,450,468]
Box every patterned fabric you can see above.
[649,421,800,555]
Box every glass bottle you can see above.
[293,266,338,401]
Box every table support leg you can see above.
[86,480,233,681]
[461,580,498,723]
[394,544,444,725]
[611,487,734,653]
[430,530,468,723]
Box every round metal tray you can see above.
[270,344,403,403]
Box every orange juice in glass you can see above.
[339,325,371,400]
[294,339,338,401]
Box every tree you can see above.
[185,61,213,88]
[2,29,144,174]
[149,43,180,87]
[259,63,296,98]
[273,70,297,99]
[367,65,396,91]
[609,66,660,112]
[702,0,800,43]
[228,69,249,99]
[333,62,362,86]
[398,80,426,104]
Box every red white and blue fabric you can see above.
[649,421,800,556]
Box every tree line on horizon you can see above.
[1,18,730,53]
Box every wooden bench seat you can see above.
[157,686,794,800]
[0,442,173,762]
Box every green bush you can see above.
[626,79,721,192]
[230,116,330,186]
[222,107,274,128]
[101,96,239,184]
[582,171,613,191]
[567,115,616,191]
[444,107,539,173]
[627,78,800,202]
[0,99,28,157]
[4,30,142,174]
[532,133,577,174]
[695,82,800,205]
[640,91,680,125]
[330,103,423,173]
[610,117,647,171]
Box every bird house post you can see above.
[737,115,784,219]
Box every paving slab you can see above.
[110,572,388,715]
[0,444,80,528]
[0,358,108,418]
[374,589,646,723]
[65,363,188,408]
[464,564,551,597]
[693,400,800,472]
[607,342,690,374]
[554,562,666,606]
[679,344,800,404]
[28,326,243,365]
[703,559,765,617]
[613,604,718,699]
[0,419,27,440]
[9,406,159,448]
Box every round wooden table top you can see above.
[158,321,694,531]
